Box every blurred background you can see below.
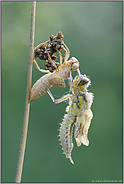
[1,1,123,183]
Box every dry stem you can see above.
[15,1,36,182]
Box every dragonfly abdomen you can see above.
[59,112,76,164]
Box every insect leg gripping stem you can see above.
[62,42,70,62]
[47,89,71,104]
[33,59,50,73]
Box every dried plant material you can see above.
[34,31,70,73]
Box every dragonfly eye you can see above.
[78,79,88,86]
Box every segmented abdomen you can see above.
[29,73,65,103]
[59,112,76,164]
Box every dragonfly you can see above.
[48,74,94,164]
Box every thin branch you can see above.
[15,1,36,183]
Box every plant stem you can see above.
[15,1,36,182]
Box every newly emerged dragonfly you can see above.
[48,74,94,164]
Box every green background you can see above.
[2,1,123,183]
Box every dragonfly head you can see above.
[73,74,91,91]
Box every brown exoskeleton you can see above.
[29,49,81,103]
[33,31,70,73]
